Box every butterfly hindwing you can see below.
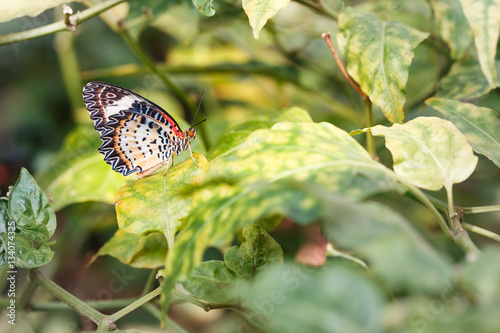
[99,112,174,176]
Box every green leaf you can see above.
[426,98,500,168]
[193,0,216,17]
[0,0,74,23]
[460,0,500,87]
[224,224,283,280]
[9,168,56,243]
[237,263,384,333]
[0,198,8,234]
[0,233,54,269]
[36,126,128,211]
[436,59,500,99]
[210,107,313,158]
[115,153,208,248]
[371,117,478,191]
[162,113,402,309]
[243,0,291,39]
[182,261,237,303]
[431,0,473,59]
[337,8,429,123]
[322,196,452,293]
[462,246,500,305]
[94,230,168,269]
[0,199,9,267]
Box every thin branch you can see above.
[108,284,163,322]
[462,222,500,243]
[322,32,366,99]
[293,0,338,20]
[462,205,500,214]
[0,0,127,46]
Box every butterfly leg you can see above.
[188,144,199,167]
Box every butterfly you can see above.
[82,82,204,178]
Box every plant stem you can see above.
[321,32,366,99]
[396,177,452,238]
[108,285,163,322]
[462,222,500,243]
[294,0,339,20]
[462,205,500,214]
[0,0,127,46]
[143,303,189,333]
[119,29,196,118]
[31,270,104,324]
[445,185,480,261]
[141,268,159,297]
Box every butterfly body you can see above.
[82,82,198,178]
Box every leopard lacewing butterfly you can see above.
[82,82,204,178]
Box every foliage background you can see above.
[0,0,500,332]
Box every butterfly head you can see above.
[185,118,206,141]
[185,127,197,140]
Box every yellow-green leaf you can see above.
[210,107,312,158]
[436,59,500,99]
[161,114,403,311]
[37,126,127,211]
[224,224,283,280]
[0,0,76,23]
[94,229,167,269]
[115,153,207,248]
[431,0,473,59]
[243,0,290,39]
[460,0,500,87]
[182,261,237,303]
[371,117,478,191]
[426,98,500,168]
[337,8,429,123]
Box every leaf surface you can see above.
[427,98,500,168]
[431,0,473,59]
[9,168,56,243]
[243,0,290,39]
[337,8,429,123]
[224,224,283,280]
[371,117,478,191]
[94,229,168,268]
[37,126,127,211]
[460,0,500,87]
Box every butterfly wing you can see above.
[82,82,184,137]
[99,112,174,176]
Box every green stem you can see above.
[141,268,159,297]
[445,185,480,260]
[108,285,163,322]
[396,176,452,238]
[462,222,500,243]
[119,29,196,118]
[172,289,254,315]
[0,0,127,46]
[31,271,104,324]
[32,298,137,311]
[462,205,500,214]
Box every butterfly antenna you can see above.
[191,88,206,127]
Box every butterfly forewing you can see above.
[82,82,184,135]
